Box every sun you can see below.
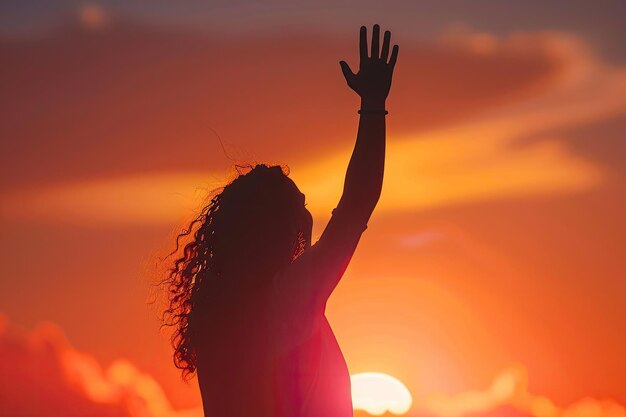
[350,372,413,415]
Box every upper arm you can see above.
[273,201,370,314]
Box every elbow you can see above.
[339,192,380,215]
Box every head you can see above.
[161,163,312,378]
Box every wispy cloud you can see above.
[3,30,621,225]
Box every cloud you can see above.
[0,19,565,192]
[3,27,621,225]
[0,313,201,417]
[416,365,625,417]
[398,231,446,248]
[419,366,524,416]
[0,171,217,225]
[1,314,624,417]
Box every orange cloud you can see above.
[1,314,623,417]
[0,19,565,193]
[418,365,625,417]
[3,30,621,225]
[0,313,201,417]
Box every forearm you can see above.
[339,97,386,214]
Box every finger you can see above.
[381,30,391,62]
[359,26,368,63]
[371,24,380,59]
[388,44,399,68]
[339,60,355,83]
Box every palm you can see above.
[340,25,399,101]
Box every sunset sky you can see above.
[1,1,625,416]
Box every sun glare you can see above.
[351,372,413,415]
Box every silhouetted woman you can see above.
[163,24,398,417]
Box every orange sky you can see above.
[1,2,625,417]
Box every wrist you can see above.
[360,97,386,110]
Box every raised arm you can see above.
[274,25,399,315]
[337,24,398,217]
[307,24,399,295]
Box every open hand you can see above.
[340,24,399,103]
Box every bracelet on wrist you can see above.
[358,108,388,115]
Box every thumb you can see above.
[339,60,355,82]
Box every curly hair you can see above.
[160,163,307,379]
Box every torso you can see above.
[273,315,353,417]
[196,286,353,417]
